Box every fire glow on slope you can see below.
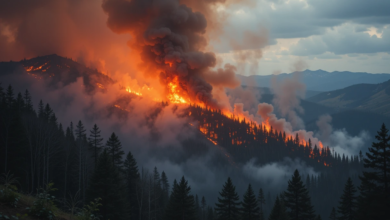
[121,82,327,164]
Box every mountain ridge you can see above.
[308,80,390,117]
[238,69,390,91]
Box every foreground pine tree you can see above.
[258,188,266,220]
[337,178,356,220]
[329,207,337,220]
[284,170,316,220]
[241,184,260,220]
[215,177,241,220]
[105,132,125,168]
[268,196,288,220]
[357,123,390,220]
[87,150,128,220]
[123,151,140,220]
[164,176,196,220]
[88,124,103,168]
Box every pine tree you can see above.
[201,196,207,220]
[337,178,356,220]
[75,120,86,140]
[207,206,215,220]
[268,196,288,220]
[357,123,390,219]
[23,90,34,113]
[88,124,103,168]
[164,176,196,220]
[87,150,128,220]
[153,167,161,220]
[284,170,316,220]
[44,103,53,122]
[241,184,260,220]
[329,207,337,220]
[258,188,266,220]
[0,83,4,103]
[123,151,140,220]
[195,194,201,220]
[160,171,170,213]
[6,85,14,108]
[105,132,125,168]
[215,177,241,220]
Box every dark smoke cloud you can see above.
[102,0,241,107]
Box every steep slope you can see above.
[308,80,390,116]
[0,54,114,93]
[238,69,390,91]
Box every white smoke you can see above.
[316,114,370,156]
[243,158,318,190]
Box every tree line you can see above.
[0,83,389,219]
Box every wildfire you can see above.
[24,62,49,72]
[167,77,188,104]
[119,75,329,166]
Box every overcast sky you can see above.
[213,0,390,75]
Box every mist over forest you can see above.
[1,0,390,220]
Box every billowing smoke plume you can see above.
[271,71,306,130]
[316,114,370,156]
[102,0,240,107]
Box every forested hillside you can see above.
[1,82,389,219]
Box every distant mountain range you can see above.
[308,80,390,117]
[238,69,390,92]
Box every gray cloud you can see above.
[291,24,390,56]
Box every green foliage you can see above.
[215,177,241,220]
[0,172,20,207]
[64,190,82,219]
[76,198,102,220]
[28,182,57,220]
[0,212,28,220]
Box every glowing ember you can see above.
[96,83,105,89]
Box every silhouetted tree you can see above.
[357,123,390,220]
[337,178,356,220]
[284,170,315,220]
[268,196,288,220]
[241,184,260,220]
[258,188,266,220]
[105,132,125,168]
[329,207,337,220]
[215,177,241,220]
[87,150,128,220]
[164,176,196,220]
[88,124,103,168]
